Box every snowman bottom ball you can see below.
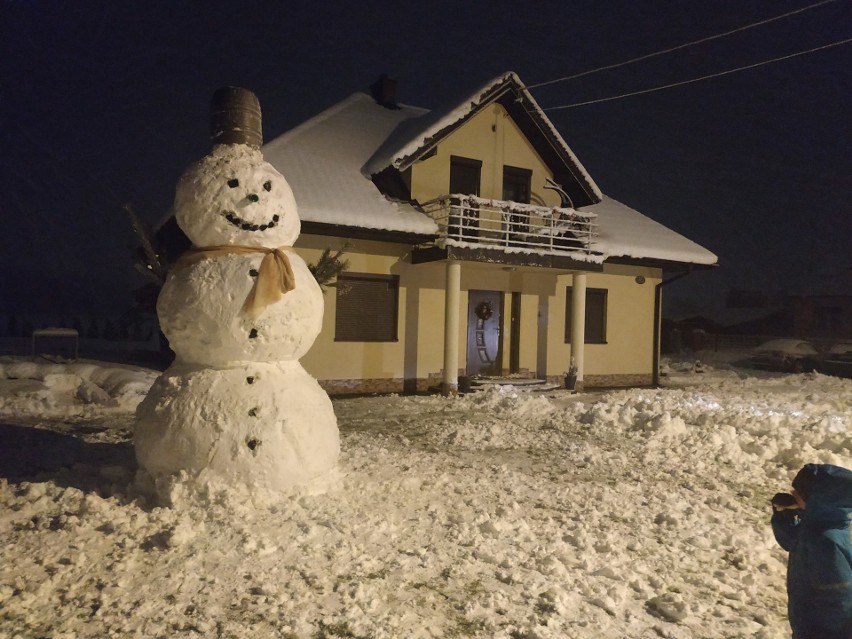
[135,361,339,492]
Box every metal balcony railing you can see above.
[422,194,599,257]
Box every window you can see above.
[449,156,481,239]
[564,287,608,344]
[449,156,481,196]
[502,166,531,204]
[503,166,532,237]
[335,273,399,342]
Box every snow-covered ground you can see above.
[1,353,850,638]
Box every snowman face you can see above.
[174,144,300,247]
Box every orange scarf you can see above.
[174,245,296,319]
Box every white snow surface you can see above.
[1,353,850,638]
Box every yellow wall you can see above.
[295,233,661,385]
[295,235,461,381]
[546,265,662,377]
[410,103,562,207]
[296,236,402,380]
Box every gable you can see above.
[366,72,601,208]
[410,102,564,208]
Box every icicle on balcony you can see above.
[422,194,600,258]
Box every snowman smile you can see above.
[223,210,281,232]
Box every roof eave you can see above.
[604,256,719,273]
[300,220,437,245]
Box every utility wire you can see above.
[543,37,852,110]
[527,0,838,90]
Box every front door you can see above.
[466,290,503,376]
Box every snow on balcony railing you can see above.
[421,194,600,258]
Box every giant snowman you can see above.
[135,87,339,493]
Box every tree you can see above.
[307,243,350,293]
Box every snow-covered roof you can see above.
[263,94,439,236]
[582,196,717,266]
[263,74,717,267]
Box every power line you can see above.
[527,0,838,90]
[542,37,852,110]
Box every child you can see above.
[771,463,852,639]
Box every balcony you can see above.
[421,194,600,259]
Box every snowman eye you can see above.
[263,181,272,192]
[228,178,239,188]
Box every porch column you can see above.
[442,260,462,395]
[571,272,587,389]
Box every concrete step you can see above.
[466,377,564,393]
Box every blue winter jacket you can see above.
[772,464,852,639]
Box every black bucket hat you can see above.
[792,465,818,500]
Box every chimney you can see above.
[370,74,399,109]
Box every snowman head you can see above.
[174,144,300,247]
[172,87,301,248]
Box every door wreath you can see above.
[475,301,494,321]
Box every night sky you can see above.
[1,0,850,318]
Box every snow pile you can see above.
[0,357,157,417]
[425,386,565,450]
[0,357,850,637]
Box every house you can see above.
[263,72,717,394]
